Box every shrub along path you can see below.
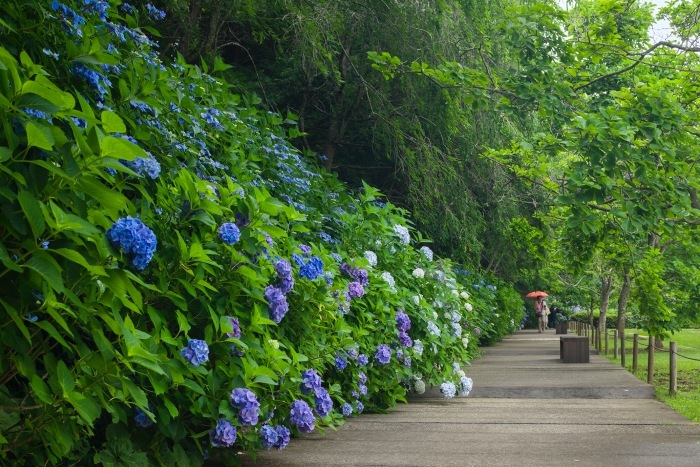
[236,330,700,466]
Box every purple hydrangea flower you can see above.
[275,425,291,449]
[277,276,294,294]
[353,269,369,286]
[357,354,368,366]
[298,244,312,255]
[134,406,154,427]
[358,371,367,384]
[107,216,157,270]
[348,349,358,360]
[264,286,289,323]
[335,356,347,371]
[234,212,250,229]
[339,263,353,276]
[274,259,294,294]
[356,401,365,412]
[473,328,481,335]
[180,339,209,366]
[290,400,316,434]
[398,331,413,348]
[347,282,364,299]
[375,344,392,365]
[226,316,241,339]
[341,403,353,416]
[313,387,333,418]
[210,418,237,447]
[397,349,404,359]
[403,357,411,367]
[230,388,260,426]
[359,383,367,395]
[145,3,166,20]
[264,233,274,247]
[300,369,322,395]
[259,425,278,450]
[395,311,411,332]
[351,391,359,399]
[218,222,240,245]
[275,259,292,277]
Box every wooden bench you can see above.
[560,336,589,363]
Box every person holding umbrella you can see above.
[526,291,549,333]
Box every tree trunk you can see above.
[599,273,613,333]
[182,0,203,59]
[589,297,594,328]
[203,1,222,55]
[617,268,631,334]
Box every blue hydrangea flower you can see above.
[230,388,260,426]
[335,356,347,371]
[145,3,166,20]
[41,241,49,249]
[289,400,315,434]
[134,405,154,427]
[259,425,278,450]
[351,390,359,399]
[359,383,367,395]
[300,369,322,395]
[395,311,411,331]
[264,286,289,323]
[299,256,324,280]
[107,216,157,270]
[275,425,291,449]
[210,418,237,447]
[375,344,391,365]
[226,316,241,339]
[357,354,368,366]
[358,371,367,384]
[330,253,342,262]
[347,282,364,299]
[120,153,161,179]
[313,387,333,418]
[25,314,38,322]
[356,401,365,412]
[441,382,457,398]
[341,403,353,416]
[398,332,413,348]
[218,222,241,246]
[180,339,209,366]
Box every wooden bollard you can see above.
[620,331,626,368]
[613,330,618,359]
[633,334,639,373]
[605,328,609,355]
[647,336,655,385]
[670,341,677,396]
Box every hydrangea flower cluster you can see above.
[134,406,154,428]
[335,356,347,371]
[347,282,364,299]
[413,379,426,394]
[427,321,441,336]
[393,224,410,245]
[473,327,481,335]
[313,387,333,418]
[357,401,365,412]
[341,403,353,416]
[300,369,322,395]
[121,154,161,179]
[450,322,462,338]
[275,426,291,449]
[419,246,434,261]
[381,272,396,291]
[145,3,166,20]
[210,418,237,447]
[218,222,241,246]
[357,354,368,366]
[274,259,295,294]
[298,256,324,280]
[413,340,424,357]
[441,381,457,398]
[465,303,473,312]
[259,425,278,449]
[180,339,209,366]
[398,331,413,348]
[230,388,260,426]
[289,400,316,434]
[461,336,470,348]
[264,286,289,323]
[226,316,241,339]
[364,250,377,267]
[107,216,157,270]
[458,376,474,397]
[395,311,411,331]
[375,344,392,365]
[339,263,369,286]
[412,268,425,279]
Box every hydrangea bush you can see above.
[0,1,524,465]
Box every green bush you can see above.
[570,310,624,329]
[0,1,524,465]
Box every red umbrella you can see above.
[526,291,548,298]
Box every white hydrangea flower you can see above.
[465,303,473,312]
[413,340,424,356]
[419,246,433,261]
[432,342,438,354]
[458,376,473,397]
[457,369,466,378]
[434,270,446,282]
[412,295,421,306]
[427,321,441,336]
[268,339,280,349]
[414,379,426,394]
[393,224,410,245]
[452,289,459,296]
[441,382,456,398]
[452,362,461,373]
[364,250,377,267]
[375,239,382,247]
[390,246,396,254]
[432,311,438,320]
[381,272,396,291]
[460,291,470,300]
[443,312,452,320]
[461,336,469,348]
[412,268,425,279]
[495,313,500,318]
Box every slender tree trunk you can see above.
[182,0,203,59]
[599,273,613,334]
[617,268,631,334]
[589,297,594,328]
[203,1,222,55]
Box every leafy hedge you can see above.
[0,1,523,465]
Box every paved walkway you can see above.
[238,329,700,467]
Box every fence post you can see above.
[670,341,677,396]
[633,334,639,373]
[613,330,618,359]
[605,328,609,355]
[647,336,655,385]
[620,331,626,368]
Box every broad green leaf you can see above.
[25,121,54,150]
[180,379,205,395]
[101,111,126,133]
[30,374,52,404]
[68,392,101,425]
[0,147,11,162]
[17,190,45,240]
[36,321,71,350]
[0,298,30,343]
[24,256,64,292]
[100,135,147,161]
[122,378,149,408]
[77,176,129,214]
[56,360,74,396]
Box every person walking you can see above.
[535,297,546,333]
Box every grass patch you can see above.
[599,328,700,423]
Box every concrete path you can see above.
[238,329,700,467]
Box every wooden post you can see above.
[613,330,618,359]
[670,341,677,396]
[647,336,655,385]
[620,331,626,368]
[633,334,639,373]
[605,328,609,355]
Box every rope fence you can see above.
[567,320,700,395]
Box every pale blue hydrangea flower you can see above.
[427,321,441,336]
[458,376,473,397]
[419,246,433,261]
[413,340,423,356]
[441,382,456,398]
[364,250,377,267]
[392,224,410,245]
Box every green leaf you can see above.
[77,176,129,214]
[30,374,52,404]
[68,392,101,425]
[17,190,45,240]
[100,135,148,162]
[56,360,75,396]
[17,93,60,115]
[252,375,277,385]
[0,298,31,343]
[25,121,54,150]
[35,320,71,350]
[0,147,11,162]
[24,256,64,292]
[180,379,205,395]
[176,311,191,334]
[122,378,149,408]
[101,111,126,133]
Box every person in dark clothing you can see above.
[548,305,559,329]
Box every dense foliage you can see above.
[0,1,524,465]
